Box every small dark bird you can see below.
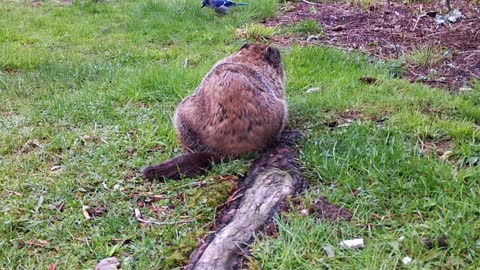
[201,0,248,14]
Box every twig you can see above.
[128,192,167,201]
[24,239,50,248]
[412,15,423,32]
[134,208,195,226]
[217,193,244,210]
[445,0,452,12]
[6,189,23,196]
[390,28,400,59]
[470,72,480,80]
[301,0,319,6]
[463,52,480,61]
[412,5,423,32]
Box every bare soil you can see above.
[310,196,353,221]
[264,1,480,90]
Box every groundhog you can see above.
[143,43,287,180]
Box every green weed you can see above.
[235,23,277,41]
[407,45,448,70]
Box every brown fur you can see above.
[143,43,287,180]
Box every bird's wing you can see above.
[210,0,234,7]
[222,1,235,7]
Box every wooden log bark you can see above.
[185,130,307,270]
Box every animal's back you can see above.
[175,45,286,156]
[196,63,285,155]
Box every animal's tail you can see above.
[143,152,223,180]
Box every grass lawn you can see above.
[1,0,479,269]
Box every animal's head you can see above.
[201,0,209,8]
[237,43,284,79]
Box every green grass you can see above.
[278,19,323,36]
[1,0,480,269]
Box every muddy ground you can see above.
[264,0,480,90]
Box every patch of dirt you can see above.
[0,67,21,75]
[15,138,43,155]
[418,138,453,156]
[324,109,387,129]
[310,196,353,221]
[87,205,108,217]
[264,1,480,90]
[422,235,449,249]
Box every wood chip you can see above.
[82,205,91,220]
[6,189,23,196]
[440,150,453,160]
[50,165,62,171]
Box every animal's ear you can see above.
[265,46,281,67]
[240,43,250,50]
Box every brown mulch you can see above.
[264,1,480,90]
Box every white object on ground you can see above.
[402,256,413,265]
[339,238,365,249]
[95,257,120,270]
[322,244,335,258]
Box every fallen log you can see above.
[185,130,308,270]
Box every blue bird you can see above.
[201,0,248,14]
